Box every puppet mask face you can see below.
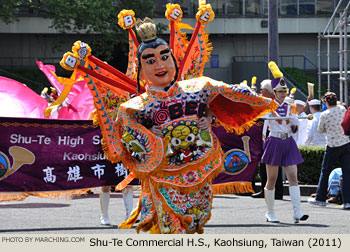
[140,45,176,89]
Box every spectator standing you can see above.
[304,99,327,146]
[308,92,350,210]
[294,100,308,146]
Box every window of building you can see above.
[188,0,199,16]
[154,0,171,15]
[211,0,227,16]
[149,0,340,18]
[280,0,298,15]
[245,0,262,16]
[316,0,334,15]
[299,0,316,15]
[227,0,244,16]
[263,0,269,16]
[334,0,348,13]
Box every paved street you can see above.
[0,191,349,234]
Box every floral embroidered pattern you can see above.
[184,171,198,183]
[139,193,154,223]
[158,184,212,232]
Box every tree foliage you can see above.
[0,0,23,24]
[0,0,163,61]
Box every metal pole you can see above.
[297,0,300,16]
[324,0,344,35]
[318,33,322,99]
[327,33,331,91]
[339,13,344,102]
[344,8,348,106]
[323,35,350,38]
[268,0,279,79]
[314,0,317,15]
[242,0,246,16]
[333,0,350,35]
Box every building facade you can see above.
[0,0,346,85]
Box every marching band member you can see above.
[261,62,309,224]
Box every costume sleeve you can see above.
[202,77,278,135]
[115,101,165,176]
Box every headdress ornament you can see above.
[289,88,296,99]
[72,41,91,61]
[251,76,257,91]
[135,18,157,42]
[268,61,288,91]
[118,10,136,30]
[165,3,183,22]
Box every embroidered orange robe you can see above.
[94,76,276,234]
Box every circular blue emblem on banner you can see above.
[0,152,10,178]
[223,149,249,174]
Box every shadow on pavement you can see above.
[0,203,70,208]
[0,226,120,233]
[205,223,329,228]
[72,194,139,199]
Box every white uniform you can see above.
[294,112,308,146]
[304,112,326,146]
[263,100,298,140]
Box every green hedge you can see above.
[298,146,325,184]
[298,145,342,185]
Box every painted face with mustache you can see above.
[139,45,176,89]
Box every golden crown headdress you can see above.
[135,17,157,42]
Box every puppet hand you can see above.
[198,116,212,130]
[150,125,163,137]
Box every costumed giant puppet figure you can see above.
[59,3,278,234]
[114,21,277,233]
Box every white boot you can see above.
[122,186,134,221]
[100,191,111,225]
[264,188,280,223]
[289,186,309,223]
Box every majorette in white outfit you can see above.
[261,61,309,224]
